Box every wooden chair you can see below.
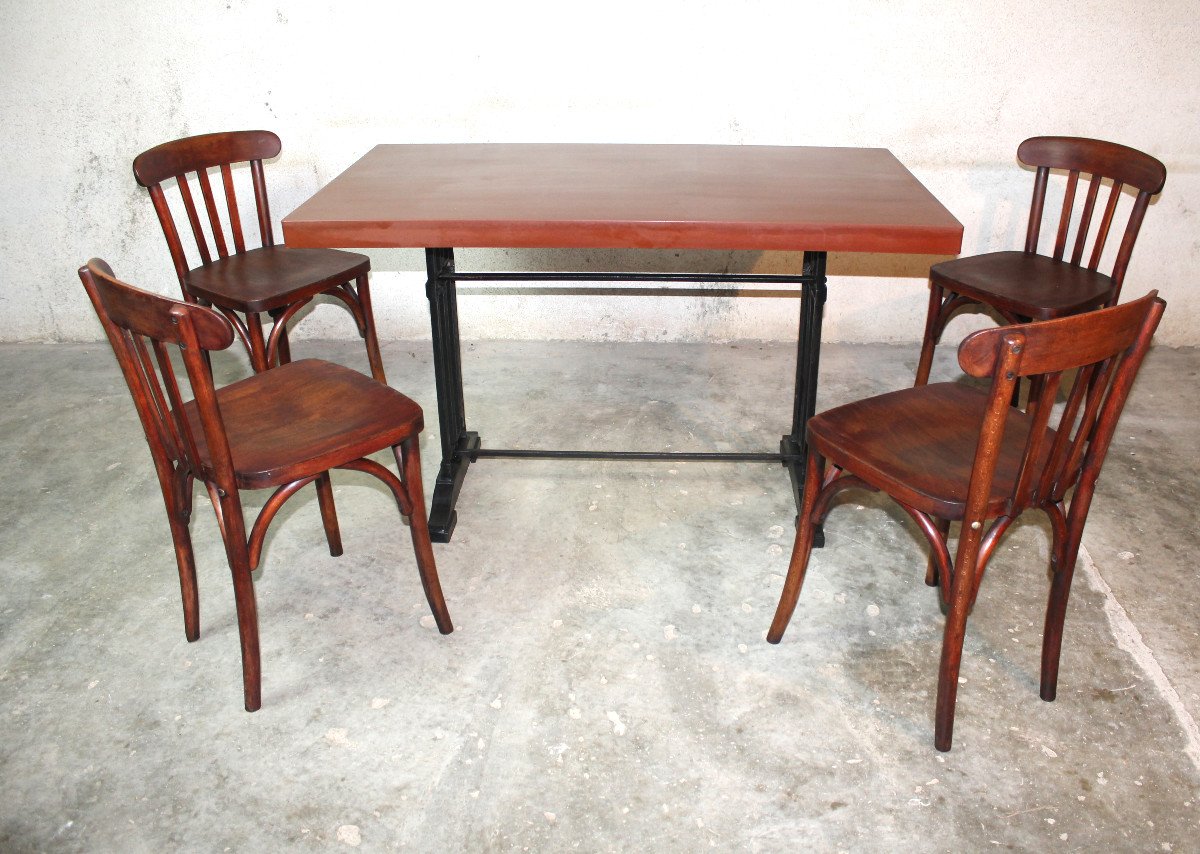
[79,258,451,711]
[133,130,386,380]
[914,137,1165,386]
[768,292,1165,751]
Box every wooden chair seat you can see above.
[809,382,1055,521]
[183,246,370,314]
[930,250,1115,321]
[182,359,422,490]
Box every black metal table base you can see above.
[424,248,827,543]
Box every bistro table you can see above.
[283,144,963,542]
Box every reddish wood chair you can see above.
[79,258,451,711]
[133,130,386,379]
[914,137,1165,386]
[769,292,1164,751]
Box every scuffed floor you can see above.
[1,338,1197,851]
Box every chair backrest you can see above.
[79,258,239,493]
[1016,136,1166,295]
[133,130,283,289]
[956,291,1164,519]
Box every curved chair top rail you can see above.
[133,130,282,187]
[957,290,1163,378]
[1017,136,1166,195]
[81,258,235,351]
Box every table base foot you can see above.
[428,431,480,543]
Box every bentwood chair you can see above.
[914,137,1165,386]
[80,258,451,711]
[133,130,386,380]
[769,292,1165,751]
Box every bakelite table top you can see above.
[282,144,962,254]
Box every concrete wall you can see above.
[2,0,1197,346]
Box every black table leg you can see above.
[424,249,825,544]
[780,250,827,545]
[425,248,479,542]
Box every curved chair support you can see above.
[325,283,369,335]
[214,306,253,360]
[247,476,319,570]
[896,505,954,605]
[932,293,979,340]
[264,297,313,370]
[1039,500,1071,701]
[1045,501,1068,576]
[970,515,1018,604]
[337,457,414,517]
[205,481,231,544]
[812,473,876,528]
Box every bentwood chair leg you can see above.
[357,274,387,384]
[914,283,943,387]
[768,451,825,644]
[245,312,271,373]
[167,511,200,642]
[926,517,951,589]
[314,472,343,557]
[271,309,293,366]
[219,537,262,712]
[158,471,200,642]
[1040,521,1078,702]
[934,552,979,752]
[397,437,452,634]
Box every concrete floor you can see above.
[1,335,1198,851]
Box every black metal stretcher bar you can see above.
[424,247,827,543]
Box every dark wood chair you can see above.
[769,292,1165,751]
[133,130,386,379]
[79,258,451,711]
[914,136,1165,386]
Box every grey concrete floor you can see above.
[1,336,1198,852]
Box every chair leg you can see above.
[245,312,271,373]
[216,520,262,714]
[934,548,978,752]
[314,472,343,557]
[926,517,951,588]
[214,493,263,712]
[1040,503,1072,701]
[167,510,200,643]
[356,274,387,384]
[768,451,825,643]
[914,282,943,387]
[156,469,201,642]
[271,308,293,366]
[396,437,453,634]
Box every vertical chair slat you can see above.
[176,176,212,266]
[1053,355,1121,499]
[220,164,246,254]
[147,186,192,286]
[152,338,205,473]
[126,332,184,461]
[1070,175,1103,266]
[1010,372,1062,510]
[250,160,274,247]
[1024,166,1050,254]
[1109,192,1154,299]
[1052,170,1079,262]
[196,169,230,259]
[1089,182,1123,271]
[1036,362,1095,502]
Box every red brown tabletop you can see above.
[282,144,962,255]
